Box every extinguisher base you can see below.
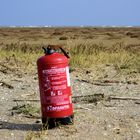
[42,115,74,129]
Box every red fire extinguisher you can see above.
[37,46,74,128]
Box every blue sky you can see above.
[0,0,140,26]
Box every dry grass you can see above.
[25,130,47,140]
[11,104,39,117]
[0,27,140,75]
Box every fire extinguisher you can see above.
[37,46,74,128]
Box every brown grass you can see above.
[0,27,140,74]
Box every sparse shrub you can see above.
[25,131,47,140]
[125,32,140,38]
[11,104,39,117]
[52,32,62,35]
[59,36,68,40]
[1,42,42,53]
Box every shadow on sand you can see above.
[0,121,42,131]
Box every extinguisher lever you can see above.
[59,47,70,59]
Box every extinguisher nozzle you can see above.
[42,46,55,55]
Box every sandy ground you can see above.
[0,65,140,140]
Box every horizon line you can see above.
[0,25,140,28]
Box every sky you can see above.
[0,0,140,26]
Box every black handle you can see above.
[59,47,70,58]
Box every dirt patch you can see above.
[0,66,140,140]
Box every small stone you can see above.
[11,112,14,116]
[136,129,140,133]
[103,131,108,136]
[86,70,90,74]
[113,128,120,134]
[107,124,112,128]
[35,120,41,123]
[11,133,14,136]
[34,77,37,80]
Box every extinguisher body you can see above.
[37,52,73,128]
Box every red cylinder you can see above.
[37,50,73,127]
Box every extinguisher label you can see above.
[47,105,69,112]
[42,66,72,113]
[42,67,67,91]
